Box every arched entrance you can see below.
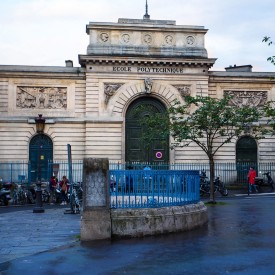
[236,136,258,183]
[29,134,53,183]
[125,97,169,164]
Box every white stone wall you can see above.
[209,74,275,163]
[83,70,209,163]
[0,79,8,115]
[0,73,86,162]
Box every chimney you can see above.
[225,65,252,72]
[65,60,73,67]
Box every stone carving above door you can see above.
[104,83,124,104]
[173,85,191,98]
[16,86,67,109]
[144,78,153,94]
[224,90,267,107]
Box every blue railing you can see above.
[2,160,275,187]
[109,170,200,208]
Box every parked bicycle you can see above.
[0,181,12,206]
[214,176,228,196]
[42,188,50,203]
[12,184,35,205]
[200,170,211,196]
[200,170,228,197]
[68,182,83,214]
[255,171,274,192]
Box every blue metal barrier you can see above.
[0,162,29,184]
[109,170,200,208]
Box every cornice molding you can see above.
[79,55,216,68]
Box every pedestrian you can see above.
[248,167,258,193]
[59,175,69,205]
[49,175,58,204]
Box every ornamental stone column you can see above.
[80,158,111,241]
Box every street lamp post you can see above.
[33,114,46,213]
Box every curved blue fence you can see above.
[109,170,200,208]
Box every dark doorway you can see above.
[125,97,169,165]
[236,136,258,183]
[29,134,53,183]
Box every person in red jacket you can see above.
[248,167,258,193]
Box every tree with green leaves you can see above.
[263,101,275,133]
[262,36,275,65]
[139,95,268,203]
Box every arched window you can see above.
[236,136,257,163]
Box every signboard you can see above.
[156,152,163,159]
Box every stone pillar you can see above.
[80,158,111,241]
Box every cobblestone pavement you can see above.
[0,206,80,264]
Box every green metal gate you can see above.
[236,136,258,183]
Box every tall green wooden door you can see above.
[125,97,169,164]
[29,134,53,183]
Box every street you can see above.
[1,194,275,274]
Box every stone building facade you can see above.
[1,16,275,181]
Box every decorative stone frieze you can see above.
[104,83,124,104]
[224,90,267,107]
[85,19,210,59]
[16,86,67,109]
[173,85,191,98]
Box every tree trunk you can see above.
[209,157,216,203]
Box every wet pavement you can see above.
[1,193,275,274]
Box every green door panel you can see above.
[236,136,258,183]
[29,134,53,183]
[125,97,169,164]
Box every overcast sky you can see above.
[0,0,274,72]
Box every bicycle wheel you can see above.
[71,194,80,214]
[27,190,35,204]
[12,192,18,205]
[220,188,228,196]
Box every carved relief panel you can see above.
[120,33,132,44]
[16,86,67,109]
[173,85,191,98]
[104,83,124,105]
[163,33,175,46]
[186,35,196,46]
[142,33,153,45]
[98,31,110,44]
[224,90,268,107]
